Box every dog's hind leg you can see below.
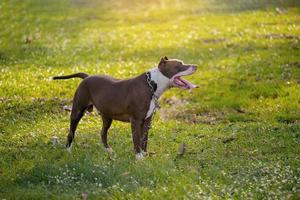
[100,116,113,153]
[66,88,90,150]
[66,108,85,151]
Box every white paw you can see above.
[66,145,72,153]
[135,152,144,160]
[141,151,148,156]
[105,147,114,154]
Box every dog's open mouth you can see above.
[173,76,197,90]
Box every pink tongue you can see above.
[180,77,197,89]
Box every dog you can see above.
[53,57,197,159]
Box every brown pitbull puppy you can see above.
[53,57,197,160]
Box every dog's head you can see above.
[158,56,198,90]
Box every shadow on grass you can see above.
[1,150,179,199]
[0,98,69,133]
[0,0,112,66]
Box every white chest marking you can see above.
[146,99,156,119]
[145,68,170,119]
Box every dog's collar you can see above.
[145,67,170,109]
[145,68,170,119]
[145,71,160,110]
[148,67,170,94]
[145,72,157,94]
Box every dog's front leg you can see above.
[141,116,152,154]
[130,118,143,160]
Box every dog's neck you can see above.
[145,67,170,119]
[148,67,170,98]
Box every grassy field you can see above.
[1,0,300,199]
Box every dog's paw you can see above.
[105,147,114,154]
[135,152,144,160]
[66,146,72,153]
[141,151,148,156]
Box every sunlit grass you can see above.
[0,0,299,199]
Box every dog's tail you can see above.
[52,72,89,80]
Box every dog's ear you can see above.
[159,56,168,66]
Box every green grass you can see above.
[0,0,300,199]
